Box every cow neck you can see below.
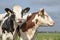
[21,12,39,32]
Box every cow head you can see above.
[5,5,30,25]
[13,5,30,23]
[32,8,55,27]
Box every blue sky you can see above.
[0,0,60,32]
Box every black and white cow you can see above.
[0,6,30,40]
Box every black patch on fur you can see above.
[36,19,38,24]
[16,25,20,33]
[0,20,2,25]
[2,14,15,34]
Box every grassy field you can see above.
[37,33,60,40]
[0,33,60,40]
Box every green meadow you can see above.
[0,33,60,40]
[37,33,60,40]
[16,33,60,40]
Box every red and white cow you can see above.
[19,8,55,40]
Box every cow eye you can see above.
[38,14,40,16]
[44,14,49,18]
[42,16,45,19]
[12,14,15,18]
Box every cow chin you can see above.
[48,23,55,27]
[39,23,54,27]
[48,24,54,27]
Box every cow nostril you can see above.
[50,22,55,26]
[19,21,22,23]
[17,19,22,23]
[18,19,22,20]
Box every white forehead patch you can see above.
[13,5,22,14]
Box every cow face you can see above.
[5,5,30,25]
[32,8,55,27]
[38,8,55,26]
[13,5,30,23]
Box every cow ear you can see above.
[39,8,44,16]
[22,7,30,13]
[5,8,14,15]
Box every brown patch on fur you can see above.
[36,19,38,24]
[40,8,44,15]
[21,12,39,32]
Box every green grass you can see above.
[37,33,60,40]
[17,33,60,40]
[0,33,60,40]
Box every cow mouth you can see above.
[48,22,55,27]
[17,21,22,25]
[18,21,22,23]
[48,24,55,27]
[40,23,55,27]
